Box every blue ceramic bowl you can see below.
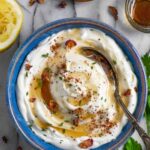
[7,18,147,150]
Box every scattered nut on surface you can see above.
[57,0,67,8]
[108,6,118,21]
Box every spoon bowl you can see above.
[81,47,150,150]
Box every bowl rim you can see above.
[6,18,147,150]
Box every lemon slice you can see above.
[0,0,23,52]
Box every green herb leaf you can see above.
[41,53,49,58]
[64,119,70,123]
[142,53,150,135]
[59,122,64,126]
[28,120,34,129]
[123,137,142,150]
[112,60,117,65]
[92,62,96,65]
[25,72,28,77]
[59,76,63,80]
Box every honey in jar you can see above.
[132,0,150,26]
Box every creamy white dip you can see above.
[17,28,138,150]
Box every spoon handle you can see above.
[115,91,150,150]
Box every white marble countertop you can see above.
[0,0,149,150]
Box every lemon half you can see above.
[0,0,23,52]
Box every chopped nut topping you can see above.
[30,98,36,102]
[25,63,32,71]
[72,108,86,126]
[79,139,93,149]
[65,39,77,49]
[48,101,58,113]
[73,108,84,116]
[72,117,79,126]
[57,0,67,8]
[123,89,131,96]
[108,6,118,21]
[51,43,61,51]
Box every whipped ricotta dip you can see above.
[17,28,138,150]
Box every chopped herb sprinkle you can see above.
[64,120,70,122]
[25,72,28,77]
[41,53,49,58]
[92,62,96,65]
[112,60,117,65]
[59,76,63,80]
[28,120,34,128]
[29,124,33,128]
[42,128,46,131]
[59,122,64,126]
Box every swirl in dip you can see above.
[17,28,138,150]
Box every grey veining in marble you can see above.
[0,0,149,150]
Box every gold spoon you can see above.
[81,47,150,150]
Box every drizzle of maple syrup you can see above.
[132,0,150,26]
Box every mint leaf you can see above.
[123,137,142,150]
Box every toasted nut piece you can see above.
[72,117,79,126]
[25,63,32,71]
[30,98,36,103]
[108,6,118,21]
[79,139,93,149]
[73,108,84,116]
[123,89,131,96]
[65,39,77,49]
[51,43,61,51]
[48,101,58,113]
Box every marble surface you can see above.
[0,0,149,150]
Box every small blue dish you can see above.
[6,18,147,150]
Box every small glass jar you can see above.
[125,0,150,33]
